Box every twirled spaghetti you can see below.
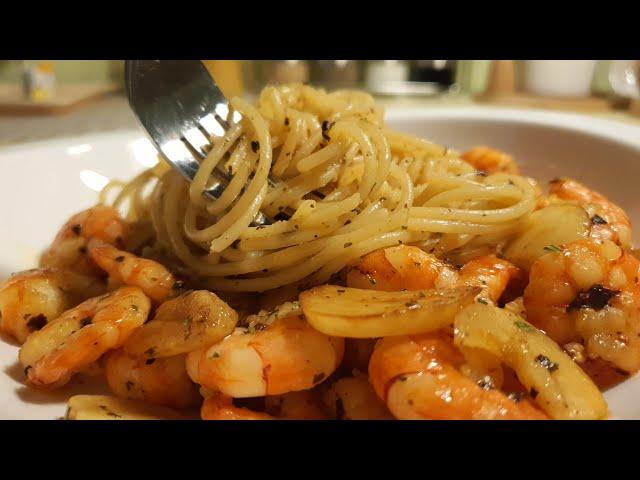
[103,84,537,292]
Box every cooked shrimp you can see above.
[40,205,129,276]
[186,314,344,397]
[322,373,393,420]
[264,390,329,419]
[368,332,547,420]
[346,245,459,291]
[201,392,273,420]
[549,178,632,248]
[19,286,150,388]
[88,238,175,303]
[458,254,526,302]
[0,268,106,343]
[348,245,522,302]
[524,238,640,373]
[461,146,520,175]
[105,349,201,409]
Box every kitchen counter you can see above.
[1,92,639,147]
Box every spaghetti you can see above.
[104,84,537,292]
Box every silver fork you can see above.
[125,60,291,226]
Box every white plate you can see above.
[1,107,640,419]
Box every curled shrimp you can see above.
[348,245,523,302]
[40,205,129,276]
[186,314,344,397]
[0,268,106,343]
[524,238,640,373]
[549,178,632,248]
[88,238,175,303]
[19,286,150,388]
[346,245,458,291]
[104,349,201,409]
[461,146,520,175]
[368,332,547,420]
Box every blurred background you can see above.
[0,60,639,145]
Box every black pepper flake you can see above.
[78,246,88,254]
[530,388,539,399]
[172,280,185,290]
[24,365,32,376]
[508,392,525,403]
[79,316,92,328]
[567,285,619,312]
[344,220,351,225]
[398,376,408,382]
[591,214,608,225]
[368,277,377,286]
[26,314,47,332]
[312,372,326,384]
[337,289,345,293]
[144,347,156,357]
[115,256,125,263]
[71,224,82,235]
[145,358,156,365]
[405,301,418,309]
[284,117,289,126]
[125,381,134,391]
[344,242,352,248]
[251,141,260,153]
[535,354,559,372]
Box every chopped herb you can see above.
[514,321,536,333]
[591,214,608,225]
[543,245,562,253]
[26,314,47,332]
[114,256,125,263]
[251,141,260,153]
[313,373,326,384]
[535,354,559,373]
[567,285,619,312]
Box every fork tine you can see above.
[200,113,226,137]
[182,128,211,159]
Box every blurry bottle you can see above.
[269,60,310,84]
[365,60,409,93]
[202,60,244,99]
[409,60,457,87]
[22,61,56,102]
[310,60,359,89]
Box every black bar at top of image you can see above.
[0,7,637,59]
